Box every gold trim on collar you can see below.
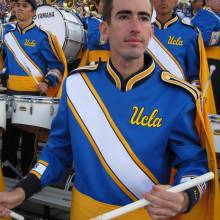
[155,16,178,29]
[106,60,122,90]
[17,23,36,34]
[164,16,178,29]
[126,61,155,91]
[154,19,162,29]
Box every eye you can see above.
[140,16,150,22]
[118,14,130,20]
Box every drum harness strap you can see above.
[147,35,184,80]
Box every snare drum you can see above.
[12,96,59,134]
[34,5,84,63]
[209,114,220,169]
[0,94,7,132]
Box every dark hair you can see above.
[103,0,152,24]
[103,0,113,24]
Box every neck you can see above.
[110,54,145,80]
[156,12,173,25]
[17,19,33,30]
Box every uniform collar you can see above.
[106,53,155,92]
[154,14,178,30]
[16,22,36,34]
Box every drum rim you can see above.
[13,95,60,103]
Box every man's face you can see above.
[15,0,35,22]
[96,0,104,14]
[192,0,204,11]
[101,0,153,61]
[206,0,220,13]
[152,0,178,15]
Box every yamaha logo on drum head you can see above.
[36,12,55,19]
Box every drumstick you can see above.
[202,65,216,98]
[92,172,214,220]
[10,210,24,220]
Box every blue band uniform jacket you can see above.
[3,23,64,92]
[26,54,219,219]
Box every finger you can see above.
[147,205,177,219]
[144,192,183,213]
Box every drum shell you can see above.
[209,114,220,168]
[0,94,7,132]
[12,96,59,134]
[34,5,84,63]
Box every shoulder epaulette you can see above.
[161,71,200,100]
[38,26,53,37]
[70,62,99,75]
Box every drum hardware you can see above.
[30,102,33,115]
[214,129,220,135]
[13,101,17,113]
[50,102,55,116]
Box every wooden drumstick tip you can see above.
[210,65,216,73]
[10,210,24,220]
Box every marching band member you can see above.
[148,0,201,86]
[0,0,65,178]
[191,0,220,47]
[80,0,110,65]
[192,0,220,113]
[0,0,219,219]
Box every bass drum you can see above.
[34,5,84,63]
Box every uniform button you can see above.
[164,73,170,80]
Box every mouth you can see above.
[124,38,144,46]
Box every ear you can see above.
[99,21,110,42]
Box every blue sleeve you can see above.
[191,10,220,46]
[168,101,208,185]
[38,80,73,187]
[87,18,110,50]
[185,33,200,82]
[40,36,64,86]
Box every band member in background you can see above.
[0,0,219,219]
[0,0,65,178]
[148,0,201,85]
[80,0,110,66]
[191,0,220,113]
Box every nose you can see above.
[130,16,142,34]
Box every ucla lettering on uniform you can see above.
[130,106,162,127]
[24,39,36,47]
[168,36,183,46]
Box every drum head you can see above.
[34,5,66,48]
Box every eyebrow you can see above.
[116,10,151,17]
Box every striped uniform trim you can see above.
[30,160,48,179]
[147,35,184,79]
[66,73,159,200]
[161,71,200,100]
